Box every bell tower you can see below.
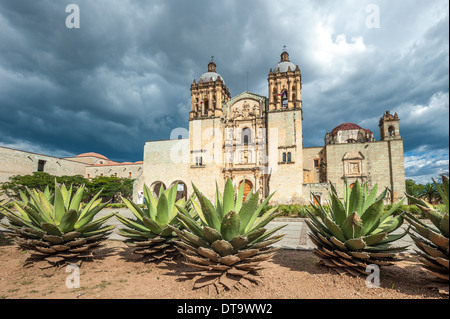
[268,50,302,111]
[379,111,401,141]
[266,50,305,204]
[189,58,231,120]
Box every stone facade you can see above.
[0,147,143,185]
[0,146,86,183]
[135,52,406,205]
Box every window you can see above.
[314,159,319,168]
[242,128,251,145]
[195,157,203,166]
[282,152,287,163]
[346,139,357,144]
[129,172,132,178]
[151,182,166,197]
[203,98,209,115]
[37,160,46,172]
[287,152,292,163]
[388,126,396,137]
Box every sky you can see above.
[0,0,448,184]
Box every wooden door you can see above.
[313,195,321,206]
[239,180,253,202]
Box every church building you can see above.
[133,51,406,205]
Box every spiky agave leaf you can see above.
[116,183,185,262]
[0,193,9,221]
[172,178,286,291]
[405,176,449,294]
[306,180,408,277]
[0,183,115,267]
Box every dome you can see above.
[198,60,225,84]
[273,50,297,73]
[76,152,109,160]
[199,72,225,84]
[330,123,372,136]
[274,61,297,73]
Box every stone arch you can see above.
[203,98,209,115]
[150,181,166,197]
[238,179,254,201]
[388,125,396,136]
[170,180,188,201]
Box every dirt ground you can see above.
[0,236,447,300]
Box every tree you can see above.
[85,176,134,203]
[405,179,424,204]
[420,183,439,204]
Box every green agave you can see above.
[0,183,115,266]
[405,176,449,293]
[306,180,408,277]
[116,183,188,262]
[171,179,286,290]
[0,193,8,221]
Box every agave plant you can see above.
[116,183,188,262]
[306,180,408,277]
[171,179,286,290]
[405,176,449,294]
[0,183,115,267]
[0,193,8,221]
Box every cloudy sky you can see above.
[0,0,448,184]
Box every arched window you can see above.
[282,152,287,163]
[287,152,292,163]
[281,89,288,107]
[388,126,396,136]
[203,98,209,115]
[242,128,252,145]
[151,181,167,197]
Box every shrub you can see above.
[0,173,134,204]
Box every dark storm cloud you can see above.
[0,0,448,182]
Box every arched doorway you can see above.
[151,181,166,197]
[171,181,188,201]
[239,180,253,202]
[313,194,322,206]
